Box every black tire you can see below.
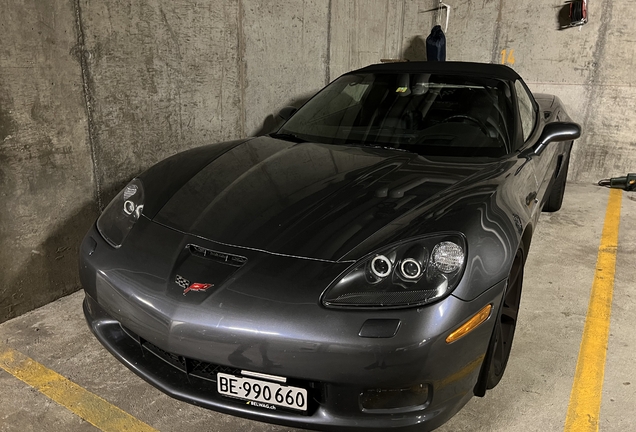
[481,246,525,391]
[543,148,571,212]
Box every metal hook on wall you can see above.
[435,1,451,33]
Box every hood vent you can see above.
[188,244,247,267]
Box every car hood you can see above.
[153,136,493,262]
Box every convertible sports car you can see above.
[80,61,580,431]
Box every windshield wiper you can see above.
[269,132,307,143]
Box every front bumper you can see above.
[81,221,505,431]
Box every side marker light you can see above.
[446,304,492,344]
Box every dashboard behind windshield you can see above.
[279,72,514,158]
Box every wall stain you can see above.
[325,0,332,85]
[72,0,102,211]
[0,88,17,141]
[490,0,505,64]
[30,99,55,124]
[237,0,246,138]
[576,0,614,181]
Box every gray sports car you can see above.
[80,61,581,431]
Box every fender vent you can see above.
[188,244,247,267]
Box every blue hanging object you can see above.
[426,25,446,61]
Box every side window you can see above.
[514,80,537,141]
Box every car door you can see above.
[514,80,557,215]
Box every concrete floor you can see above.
[1,183,634,432]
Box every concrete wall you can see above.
[443,0,636,183]
[0,0,430,323]
[79,0,244,204]
[1,0,634,322]
[0,0,96,322]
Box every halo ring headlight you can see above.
[400,258,422,280]
[123,200,136,215]
[370,255,392,278]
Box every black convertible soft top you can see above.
[350,61,521,81]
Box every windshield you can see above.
[278,73,514,158]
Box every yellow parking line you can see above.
[0,344,157,432]
[564,188,622,432]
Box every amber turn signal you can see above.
[445,304,492,344]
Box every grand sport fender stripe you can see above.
[564,188,622,432]
[0,344,157,432]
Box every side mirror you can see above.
[532,122,581,155]
[278,106,298,121]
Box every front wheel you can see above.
[475,245,525,395]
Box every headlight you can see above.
[96,178,145,248]
[322,234,466,308]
